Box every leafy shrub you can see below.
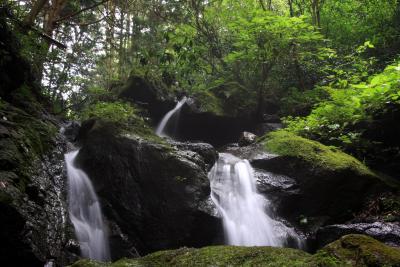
[280,86,330,116]
[81,101,135,124]
[80,101,158,140]
[285,61,400,158]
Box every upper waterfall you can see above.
[156,97,187,137]
[209,153,302,247]
[65,150,110,261]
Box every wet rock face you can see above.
[0,110,76,266]
[254,168,299,215]
[0,17,76,266]
[118,76,259,147]
[76,121,222,257]
[168,140,218,170]
[118,75,175,122]
[238,132,257,147]
[177,112,257,147]
[223,139,389,236]
[21,136,77,265]
[62,121,81,142]
[254,123,283,136]
[316,222,400,248]
[252,155,388,229]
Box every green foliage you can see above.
[158,4,330,116]
[285,61,400,157]
[80,101,135,124]
[209,82,257,117]
[319,42,378,89]
[320,0,399,52]
[280,86,330,116]
[79,100,160,141]
[191,90,224,116]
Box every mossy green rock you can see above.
[318,234,400,266]
[69,234,400,267]
[76,119,220,256]
[253,130,390,227]
[0,101,57,195]
[69,245,336,267]
[262,130,373,176]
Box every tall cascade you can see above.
[156,96,187,137]
[209,153,302,247]
[65,150,110,261]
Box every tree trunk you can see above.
[315,0,321,27]
[288,0,294,17]
[35,0,66,81]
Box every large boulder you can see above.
[231,131,392,231]
[69,245,322,267]
[0,102,76,266]
[0,16,77,265]
[118,76,260,147]
[118,74,176,121]
[168,140,218,170]
[70,235,400,267]
[316,234,400,267]
[75,120,221,257]
[174,83,259,147]
[316,222,400,248]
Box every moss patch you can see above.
[319,234,400,266]
[70,245,351,267]
[0,101,57,197]
[79,101,163,144]
[260,130,374,176]
[70,235,400,267]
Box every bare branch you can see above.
[54,0,109,23]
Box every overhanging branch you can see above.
[54,0,109,24]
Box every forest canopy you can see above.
[2,0,400,167]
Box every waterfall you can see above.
[65,150,110,261]
[209,153,302,247]
[156,97,187,137]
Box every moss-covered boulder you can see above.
[0,15,77,266]
[176,85,258,146]
[76,119,221,258]
[68,245,334,267]
[317,222,400,249]
[317,234,400,266]
[118,74,176,121]
[262,130,374,175]
[69,234,400,267]
[250,130,391,229]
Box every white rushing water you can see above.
[65,150,110,261]
[209,153,302,247]
[156,97,187,137]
